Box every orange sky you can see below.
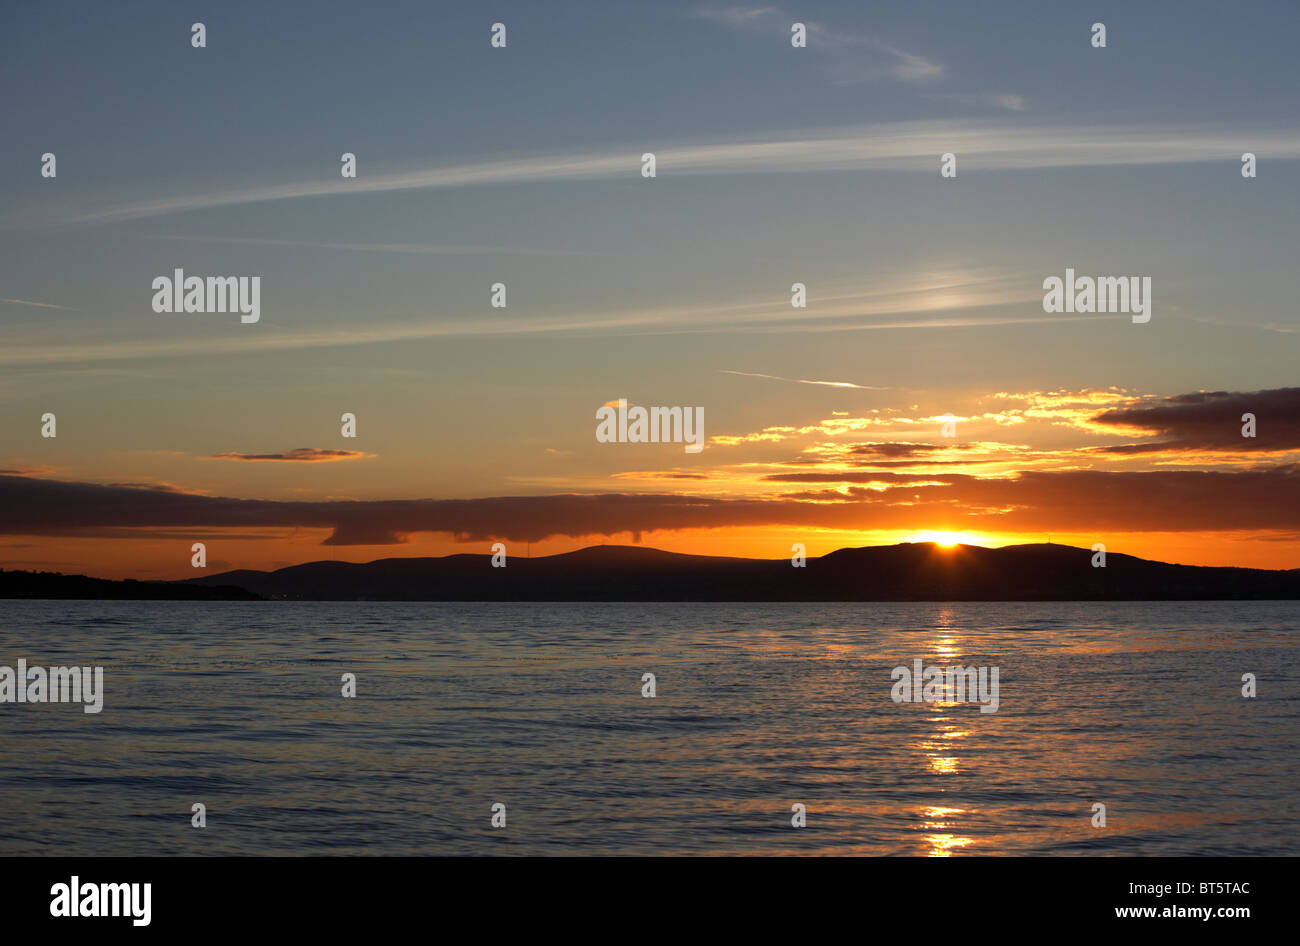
[3,525,1295,581]
[3,385,1299,578]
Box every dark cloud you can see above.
[207,448,369,462]
[763,471,937,483]
[3,465,1299,545]
[106,481,201,493]
[778,444,998,468]
[843,442,962,458]
[1091,387,1300,453]
[613,471,713,480]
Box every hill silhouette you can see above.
[0,568,262,600]
[176,542,1300,601]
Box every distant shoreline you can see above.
[5,542,1298,602]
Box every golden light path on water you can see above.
[917,608,976,856]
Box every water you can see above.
[0,600,1296,856]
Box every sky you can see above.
[2,0,1298,579]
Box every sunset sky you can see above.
[2,0,1298,578]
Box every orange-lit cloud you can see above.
[207,448,372,463]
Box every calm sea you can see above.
[1,600,1296,856]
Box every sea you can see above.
[1,600,1296,856]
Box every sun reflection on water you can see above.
[920,806,973,856]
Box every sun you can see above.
[913,531,969,547]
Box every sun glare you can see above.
[914,531,968,547]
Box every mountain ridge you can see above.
[177,542,1300,601]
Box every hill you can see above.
[0,568,263,600]
[177,542,1300,601]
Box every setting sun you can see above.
[913,531,971,548]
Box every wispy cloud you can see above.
[721,369,887,390]
[0,297,74,310]
[0,268,1049,366]
[935,92,1028,112]
[696,5,944,83]
[29,120,1300,228]
[150,234,590,257]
